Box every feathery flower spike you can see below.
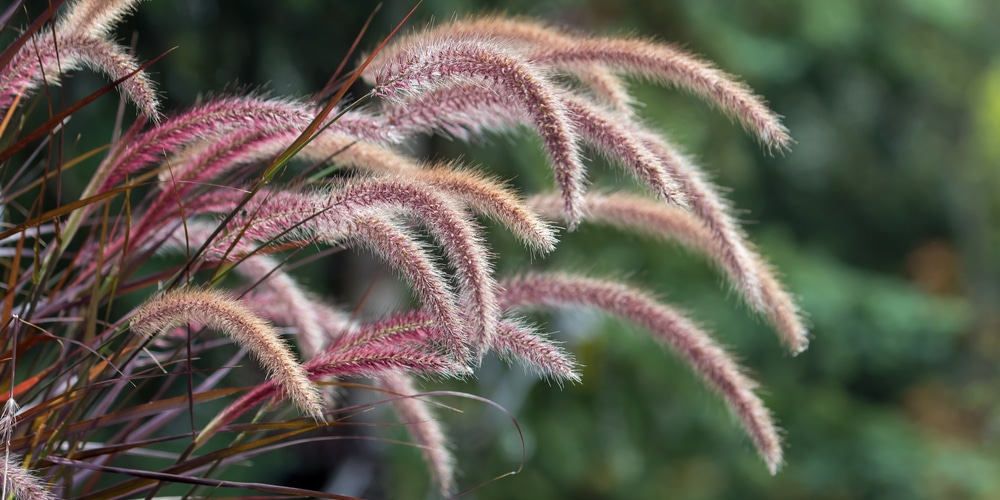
[58,0,145,39]
[2,455,56,500]
[392,165,558,254]
[159,222,337,359]
[368,38,588,226]
[501,273,783,474]
[492,318,580,383]
[529,37,791,151]
[373,15,789,149]
[0,33,159,118]
[130,288,324,421]
[185,191,467,353]
[383,83,685,205]
[333,178,501,351]
[388,16,637,112]
[202,328,464,442]
[211,180,501,353]
[638,133,808,353]
[529,192,808,353]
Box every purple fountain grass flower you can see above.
[636,133,808,353]
[127,130,268,245]
[327,307,578,382]
[130,288,325,421]
[382,83,685,206]
[201,325,466,443]
[410,165,558,253]
[245,285,356,361]
[341,163,557,254]
[2,455,56,500]
[127,113,397,243]
[396,16,789,149]
[185,190,467,355]
[236,264,359,405]
[235,256,341,360]
[1,0,158,117]
[491,318,580,384]
[381,81,519,141]
[2,399,54,500]
[370,15,633,113]
[95,96,394,192]
[339,214,466,354]
[309,312,478,378]
[156,127,269,188]
[104,104,399,247]
[367,37,588,226]
[206,179,501,355]
[331,178,500,352]
[561,93,685,204]
[244,283,359,406]
[529,37,791,151]
[320,345,463,379]
[574,65,637,116]
[528,192,808,354]
[141,118,556,254]
[159,221,342,360]
[275,151,558,253]
[94,97,311,191]
[0,32,159,118]
[57,0,144,40]
[500,273,783,474]
[326,309,442,353]
[373,14,787,159]
[301,133,418,172]
[160,124,367,189]
[379,371,456,497]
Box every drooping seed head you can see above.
[501,273,784,474]
[131,288,324,421]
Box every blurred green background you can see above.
[26,0,1000,498]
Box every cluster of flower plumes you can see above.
[0,1,808,497]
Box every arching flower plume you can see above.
[500,273,783,474]
[57,0,144,39]
[491,318,580,383]
[381,82,685,205]
[130,288,324,421]
[200,311,471,442]
[385,16,790,149]
[367,38,588,226]
[529,192,808,353]
[0,0,159,119]
[191,179,502,354]
[368,15,634,112]
[158,221,346,359]
[183,193,466,354]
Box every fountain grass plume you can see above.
[130,288,324,421]
[500,273,783,474]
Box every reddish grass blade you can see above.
[0,185,132,242]
[314,3,382,102]
[49,456,361,500]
